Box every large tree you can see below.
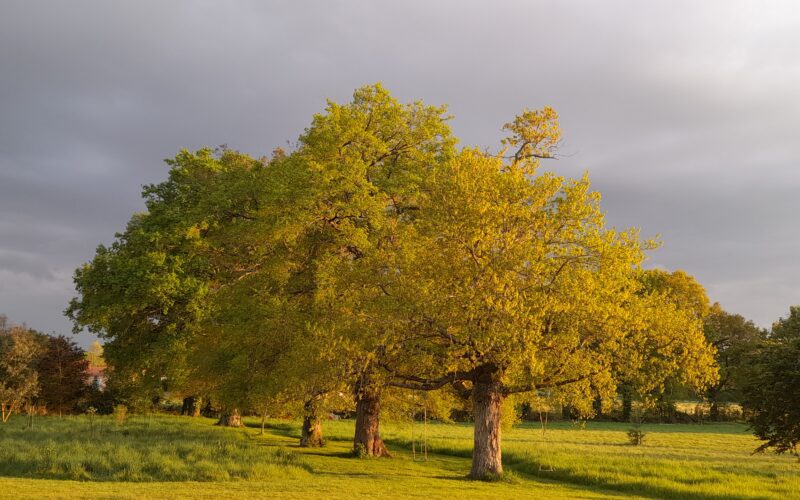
[362,109,718,478]
[278,84,455,456]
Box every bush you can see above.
[627,428,645,445]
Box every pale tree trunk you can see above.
[470,366,504,479]
[353,382,390,457]
[2,402,17,423]
[192,397,202,418]
[260,408,267,435]
[300,396,324,447]
[216,408,243,427]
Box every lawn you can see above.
[0,414,797,499]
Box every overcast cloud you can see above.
[1,0,799,345]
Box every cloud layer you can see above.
[2,0,798,343]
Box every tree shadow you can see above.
[503,453,759,500]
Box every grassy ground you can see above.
[0,414,797,499]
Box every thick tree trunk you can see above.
[216,408,243,427]
[300,397,324,447]
[181,396,200,416]
[353,386,390,457]
[470,367,504,479]
[192,398,202,417]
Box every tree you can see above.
[36,336,90,415]
[85,341,106,370]
[67,147,268,417]
[365,109,718,478]
[629,269,714,421]
[639,269,711,319]
[66,204,210,410]
[67,85,718,474]
[703,304,765,419]
[0,322,45,422]
[740,306,800,456]
[280,83,455,455]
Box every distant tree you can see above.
[703,304,766,419]
[639,269,711,319]
[36,336,90,415]
[85,340,106,369]
[626,269,713,421]
[0,323,45,422]
[740,306,800,456]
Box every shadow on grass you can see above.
[297,449,356,459]
[243,420,296,435]
[501,450,757,500]
[380,433,760,500]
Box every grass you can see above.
[0,414,797,498]
[0,414,311,482]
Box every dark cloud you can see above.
[1,0,798,344]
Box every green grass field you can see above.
[0,414,797,499]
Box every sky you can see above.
[1,1,799,346]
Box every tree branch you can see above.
[384,367,476,391]
[502,370,601,395]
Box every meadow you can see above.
[0,414,797,499]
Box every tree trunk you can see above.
[709,401,720,421]
[301,415,324,447]
[216,408,243,427]
[181,396,199,416]
[260,409,267,435]
[300,397,324,447]
[2,403,15,423]
[470,367,504,479]
[192,397,202,417]
[621,385,633,422]
[354,386,390,457]
[201,398,213,417]
[592,395,603,419]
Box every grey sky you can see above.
[1,1,798,345]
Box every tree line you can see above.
[0,315,100,420]
[64,84,792,477]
